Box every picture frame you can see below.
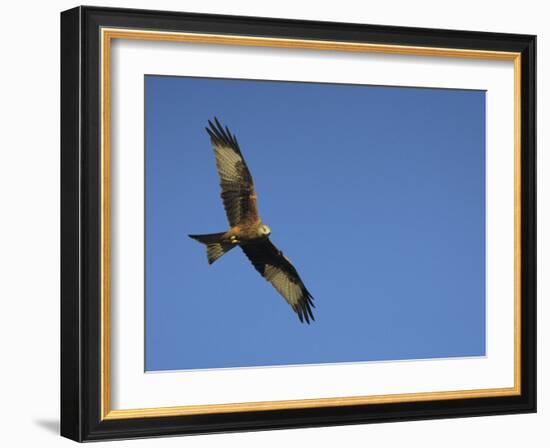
[60,5,536,442]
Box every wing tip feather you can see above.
[206,117,240,152]
[292,290,315,324]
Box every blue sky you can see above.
[145,75,486,371]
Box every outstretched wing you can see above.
[241,239,315,324]
[206,118,259,227]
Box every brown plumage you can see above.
[189,118,315,323]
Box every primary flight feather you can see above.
[189,118,315,323]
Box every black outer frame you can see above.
[60,5,536,442]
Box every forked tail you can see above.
[188,232,235,264]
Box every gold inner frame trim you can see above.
[100,27,522,420]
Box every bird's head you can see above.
[259,224,271,237]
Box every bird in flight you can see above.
[189,118,315,323]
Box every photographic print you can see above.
[61,7,535,440]
[145,76,486,371]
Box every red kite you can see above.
[189,118,315,323]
